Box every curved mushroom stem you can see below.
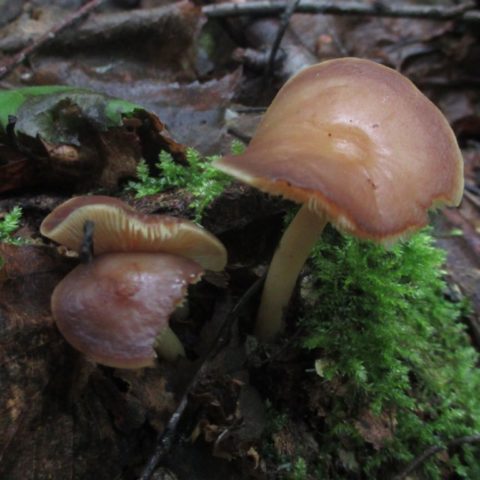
[255,204,328,340]
[154,325,186,361]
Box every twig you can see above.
[0,0,106,80]
[6,115,17,147]
[203,0,479,22]
[227,126,253,144]
[79,220,95,264]
[138,276,264,480]
[264,0,302,79]
[231,106,267,114]
[392,433,480,480]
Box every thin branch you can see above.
[0,0,106,80]
[203,0,479,22]
[264,0,302,79]
[227,126,253,144]
[79,220,95,264]
[138,276,264,480]
[392,433,480,480]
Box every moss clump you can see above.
[262,403,312,479]
[0,206,23,245]
[301,228,480,478]
[0,206,23,269]
[128,147,233,222]
[290,457,308,480]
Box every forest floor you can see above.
[0,1,479,479]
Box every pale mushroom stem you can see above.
[255,204,328,340]
[154,325,186,361]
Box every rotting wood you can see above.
[0,0,106,80]
[0,1,200,54]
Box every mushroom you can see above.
[40,195,226,271]
[214,57,464,340]
[51,252,202,368]
[41,195,227,367]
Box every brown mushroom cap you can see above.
[215,58,464,241]
[40,195,227,271]
[51,252,202,368]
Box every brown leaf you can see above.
[1,89,185,194]
[29,64,243,153]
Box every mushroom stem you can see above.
[255,204,328,339]
[154,325,186,361]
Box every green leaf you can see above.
[0,86,144,143]
[0,85,74,130]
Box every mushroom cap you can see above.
[40,195,227,271]
[215,58,464,241]
[51,252,202,368]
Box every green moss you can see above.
[290,457,308,480]
[301,228,480,478]
[0,205,24,269]
[128,147,233,222]
[265,401,289,436]
[230,138,246,155]
[262,403,311,479]
[198,30,216,58]
[0,206,23,245]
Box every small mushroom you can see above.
[41,196,227,367]
[40,195,226,271]
[52,252,202,368]
[214,58,464,339]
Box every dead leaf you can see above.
[0,87,185,193]
[28,62,244,153]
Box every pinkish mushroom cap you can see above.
[51,252,203,368]
[215,57,464,242]
[214,57,464,339]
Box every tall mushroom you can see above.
[41,196,227,368]
[214,58,464,340]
